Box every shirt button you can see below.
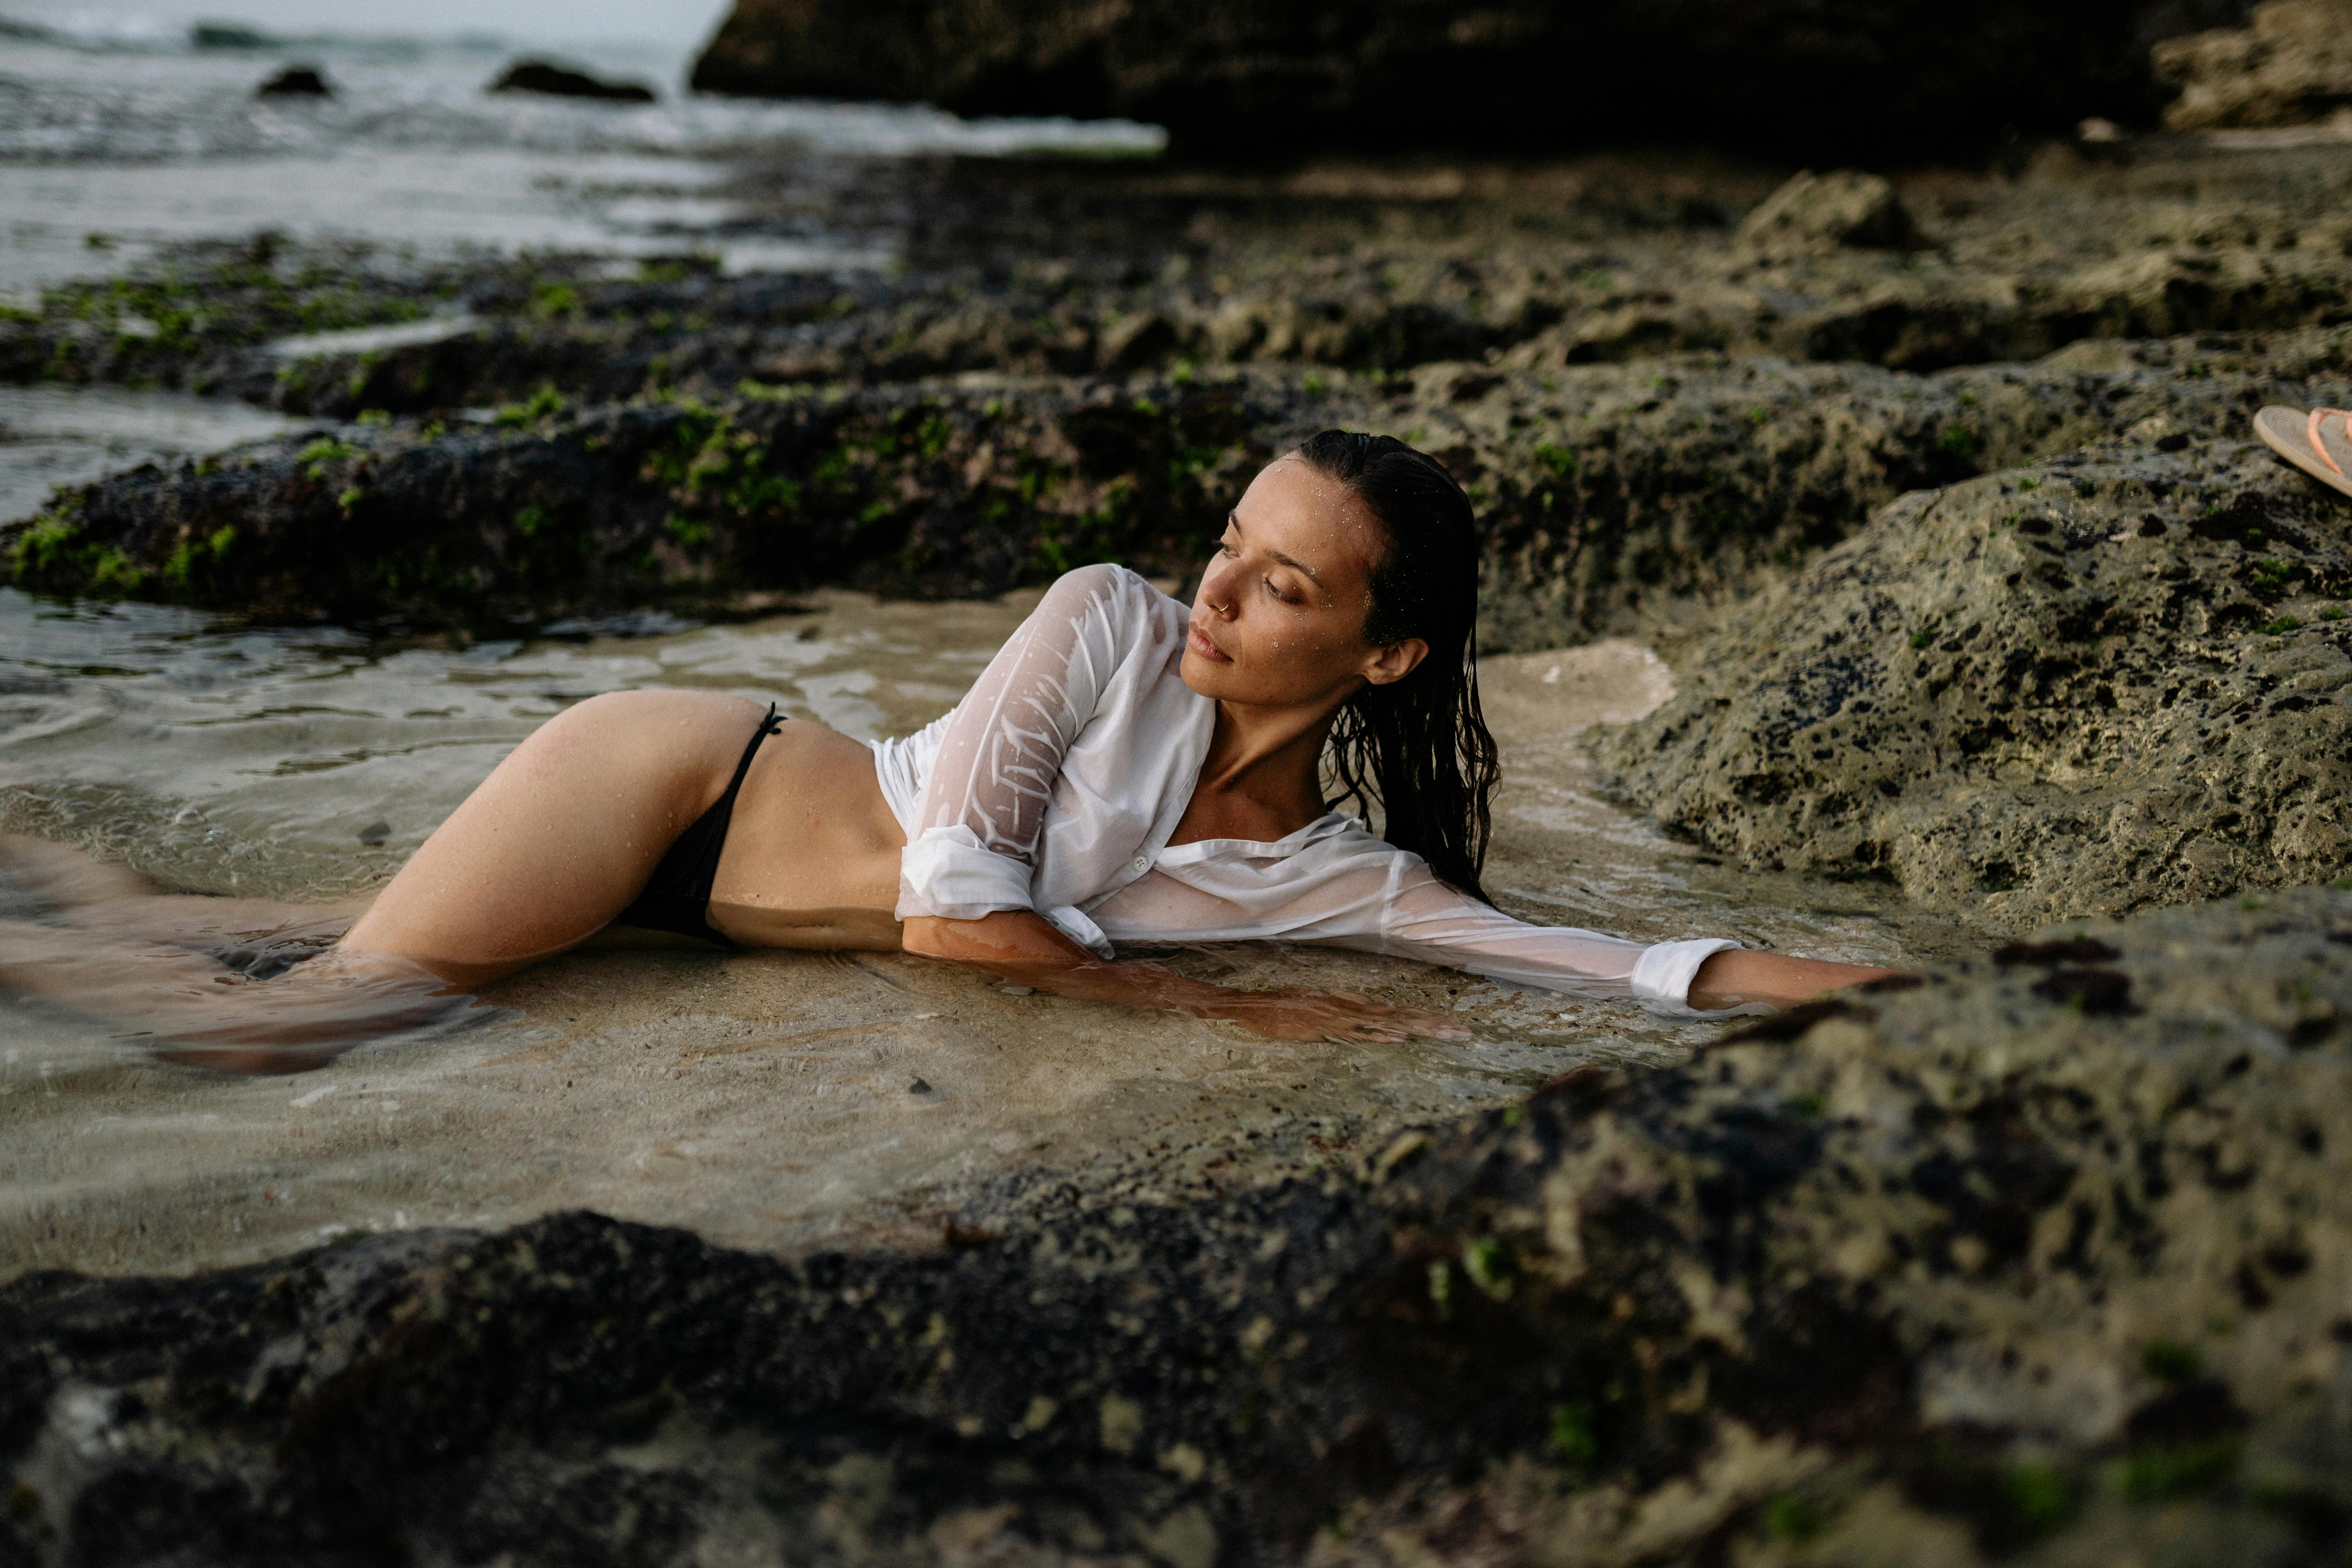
[1131,855,1151,873]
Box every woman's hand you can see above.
[902,911,1469,1043]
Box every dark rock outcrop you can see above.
[254,65,330,98]
[488,60,657,103]
[7,887,2348,1565]
[21,140,2352,426]
[1598,439,2352,921]
[0,376,1278,625]
[2157,0,2352,129]
[688,0,2250,160]
[7,334,2346,642]
[1734,169,1926,258]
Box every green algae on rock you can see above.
[5,887,2348,1565]
[1598,441,2352,922]
[12,338,2352,644]
[0,377,1281,625]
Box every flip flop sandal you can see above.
[2254,405,2352,500]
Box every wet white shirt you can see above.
[869,563,1740,1016]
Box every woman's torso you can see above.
[703,717,911,950]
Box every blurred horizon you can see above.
[3,0,734,50]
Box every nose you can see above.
[1198,556,1240,619]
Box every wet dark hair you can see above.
[1296,429,1500,902]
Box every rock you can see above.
[1736,170,1925,257]
[9,337,2347,650]
[1596,440,2352,922]
[5,886,2348,1564]
[254,65,331,98]
[2156,0,2352,129]
[0,375,1280,625]
[689,0,2238,161]
[488,60,657,104]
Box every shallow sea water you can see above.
[0,25,1164,296]
[0,20,1967,1281]
[0,584,1971,1281]
[0,383,302,521]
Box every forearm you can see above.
[899,912,1466,1042]
[902,911,1252,1015]
[1686,948,1907,1013]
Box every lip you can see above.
[1185,621,1232,664]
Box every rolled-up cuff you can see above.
[895,826,1036,921]
[1043,904,1116,960]
[1631,937,1747,1018]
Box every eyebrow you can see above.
[1226,512,1325,583]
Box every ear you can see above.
[1360,637,1429,687]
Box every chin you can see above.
[1178,648,1229,698]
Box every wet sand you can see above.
[0,631,1953,1281]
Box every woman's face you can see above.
[1181,454,1427,709]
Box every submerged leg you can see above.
[0,915,461,1074]
[0,690,786,1067]
[0,833,169,907]
[0,834,361,950]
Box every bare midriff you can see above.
[704,719,909,952]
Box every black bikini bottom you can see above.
[612,703,785,947]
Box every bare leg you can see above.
[0,834,362,950]
[0,691,769,1069]
[340,688,766,987]
[0,916,459,1074]
[0,834,169,906]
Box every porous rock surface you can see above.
[5,887,2350,1566]
[2157,0,2352,130]
[688,0,2235,160]
[16,145,2352,417]
[7,333,2343,642]
[1597,439,2352,923]
[1734,170,1926,259]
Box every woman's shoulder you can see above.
[1035,563,1188,639]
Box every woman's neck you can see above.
[1171,697,1344,844]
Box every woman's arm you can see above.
[902,911,1468,1043]
[1685,948,1905,1012]
[1272,847,1907,1017]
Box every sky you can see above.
[9,0,736,46]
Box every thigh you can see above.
[341,689,764,985]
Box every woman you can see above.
[0,432,1896,1067]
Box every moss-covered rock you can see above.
[11,337,2349,645]
[6,887,2349,1565]
[0,377,1276,626]
[1598,440,2352,921]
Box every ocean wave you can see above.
[0,11,513,54]
[0,25,1167,164]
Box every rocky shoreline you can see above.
[7,887,2350,1565]
[8,71,2352,1566]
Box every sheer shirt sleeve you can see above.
[1109,826,1747,1017]
[1344,860,1744,1016]
[896,564,1135,922]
